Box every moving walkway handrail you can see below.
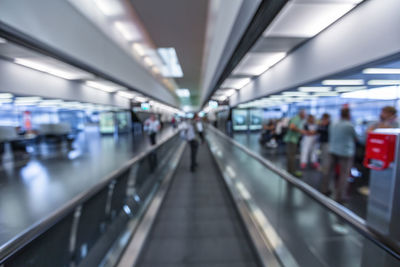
[0,131,178,262]
[208,125,400,260]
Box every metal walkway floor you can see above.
[135,143,261,267]
[0,128,174,248]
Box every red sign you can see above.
[364,133,396,170]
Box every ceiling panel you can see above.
[251,36,306,53]
[131,0,209,106]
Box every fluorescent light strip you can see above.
[176,89,190,98]
[335,86,366,92]
[322,79,364,85]
[93,0,123,16]
[0,93,13,99]
[117,91,136,99]
[363,68,400,75]
[15,97,42,102]
[341,86,400,100]
[298,87,331,92]
[143,57,154,67]
[368,80,400,86]
[152,67,160,75]
[281,91,309,96]
[85,81,120,93]
[225,89,237,97]
[114,21,140,41]
[222,78,252,90]
[39,100,64,106]
[15,102,37,106]
[264,2,356,38]
[233,52,286,76]
[158,48,184,78]
[135,96,147,103]
[132,43,146,56]
[14,58,85,80]
[313,92,339,96]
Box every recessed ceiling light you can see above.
[363,68,400,74]
[322,79,364,85]
[176,89,190,98]
[135,96,147,103]
[367,80,400,86]
[298,86,331,92]
[335,86,367,92]
[157,48,184,78]
[224,89,237,97]
[152,66,160,75]
[117,90,136,99]
[114,21,141,42]
[281,91,309,96]
[143,56,154,67]
[85,81,121,93]
[93,0,123,16]
[233,52,286,76]
[132,43,146,57]
[264,2,356,38]
[0,93,13,99]
[313,92,339,96]
[14,58,92,80]
[221,78,252,89]
[341,86,400,99]
[14,97,42,105]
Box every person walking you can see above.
[283,109,306,177]
[195,115,205,144]
[185,119,200,172]
[144,115,160,146]
[321,108,357,204]
[318,113,331,173]
[300,115,319,169]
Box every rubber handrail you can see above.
[208,125,400,260]
[0,131,178,262]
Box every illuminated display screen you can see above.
[99,112,115,134]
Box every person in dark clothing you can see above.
[318,113,330,172]
[182,119,200,172]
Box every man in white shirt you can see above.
[144,115,160,145]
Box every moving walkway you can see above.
[1,127,399,267]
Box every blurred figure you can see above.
[178,118,188,139]
[318,113,331,173]
[171,116,177,129]
[283,110,306,177]
[300,115,319,169]
[367,106,398,132]
[259,120,275,147]
[321,108,357,203]
[195,115,205,144]
[144,115,160,145]
[185,119,200,172]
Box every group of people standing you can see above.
[284,105,398,203]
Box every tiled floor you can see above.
[136,144,260,267]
